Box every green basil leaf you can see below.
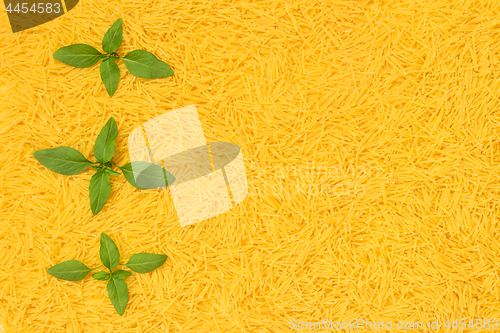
[125,253,167,273]
[121,50,174,79]
[118,162,175,190]
[92,271,111,281]
[117,162,143,189]
[93,117,118,163]
[33,146,92,175]
[89,169,112,215]
[112,270,132,280]
[100,59,120,97]
[53,44,106,68]
[104,167,121,176]
[107,278,128,316]
[47,260,91,281]
[99,233,120,270]
[102,18,123,53]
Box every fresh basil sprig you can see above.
[53,18,174,97]
[47,233,168,316]
[32,117,176,215]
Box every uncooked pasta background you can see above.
[2,0,500,332]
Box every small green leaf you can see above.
[118,162,175,190]
[100,59,120,97]
[93,118,118,163]
[92,271,111,281]
[99,233,120,270]
[105,167,121,176]
[121,50,174,79]
[112,270,132,279]
[117,162,142,189]
[89,169,112,215]
[47,260,92,281]
[33,146,92,175]
[102,18,123,54]
[107,278,128,316]
[125,253,167,273]
[53,44,106,68]
[91,165,102,171]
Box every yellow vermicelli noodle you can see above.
[2,0,500,331]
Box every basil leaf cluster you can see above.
[47,233,168,316]
[32,117,175,215]
[53,18,174,97]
